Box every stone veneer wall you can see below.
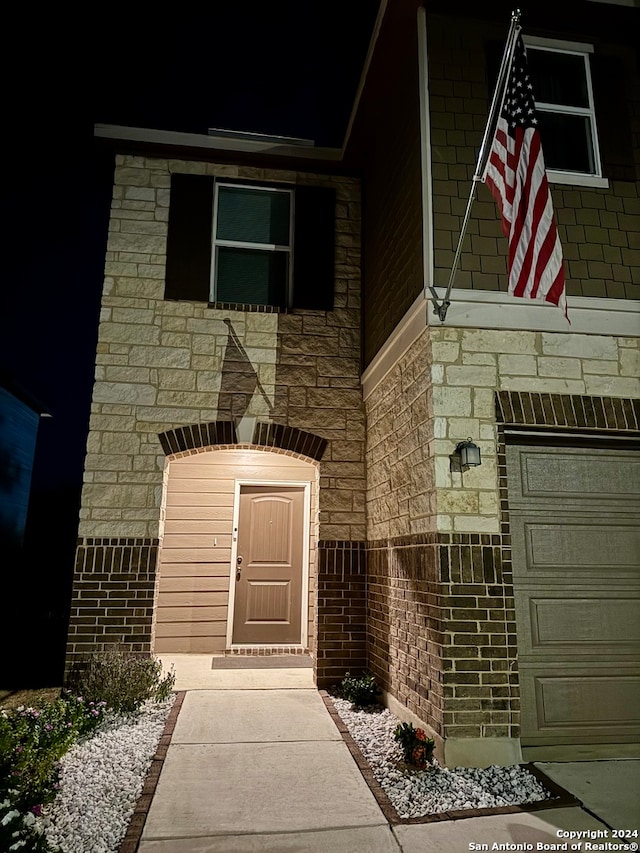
[67,155,365,668]
[365,324,639,746]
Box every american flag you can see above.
[483,32,568,320]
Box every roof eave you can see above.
[94,124,343,162]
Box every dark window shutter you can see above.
[292,186,336,311]
[165,173,215,301]
[590,54,635,182]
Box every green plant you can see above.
[340,672,381,708]
[65,646,175,715]
[0,695,106,811]
[393,721,435,769]
[0,692,109,852]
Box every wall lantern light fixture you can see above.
[450,438,482,473]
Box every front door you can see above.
[232,485,305,645]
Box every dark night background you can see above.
[1,2,380,685]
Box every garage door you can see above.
[506,441,640,758]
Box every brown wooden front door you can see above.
[232,485,305,645]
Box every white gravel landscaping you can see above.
[36,696,175,853]
[29,691,554,852]
[331,695,554,819]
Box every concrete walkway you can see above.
[136,657,639,852]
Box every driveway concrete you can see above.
[393,807,612,853]
[536,759,640,830]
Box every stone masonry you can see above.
[67,155,366,673]
[364,325,640,754]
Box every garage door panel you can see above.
[517,591,640,654]
[506,441,640,755]
[512,518,640,578]
[509,447,640,505]
[519,666,640,743]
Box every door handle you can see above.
[236,555,242,582]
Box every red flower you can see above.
[411,745,427,768]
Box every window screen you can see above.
[525,43,600,178]
[213,184,292,306]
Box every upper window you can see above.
[213,184,293,307]
[524,37,603,181]
[165,174,335,311]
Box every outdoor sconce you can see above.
[450,438,482,473]
[235,415,257,444]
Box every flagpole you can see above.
[429,9,521,322]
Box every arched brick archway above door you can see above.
[158,420,328,461]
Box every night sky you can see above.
[3,1,379,490]
[1,2,379,682]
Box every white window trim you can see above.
[545,170,609,189]
[210,182,294,304]
[523,35,608,189]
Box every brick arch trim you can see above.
[495,390,639,432]
[158,420,328,461]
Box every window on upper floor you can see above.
[213,183,293,307]
[164,173,336,311]
[486,33,635,187]
[523,37,602,181]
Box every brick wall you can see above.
[364,322,639,747]
[316,541,367,688]
[366,532,516,744]
[67,538,158,659]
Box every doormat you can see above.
[211,655,312,669]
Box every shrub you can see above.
[340,672,381,708]
[65,645,175,715]
[393,721,435,769]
